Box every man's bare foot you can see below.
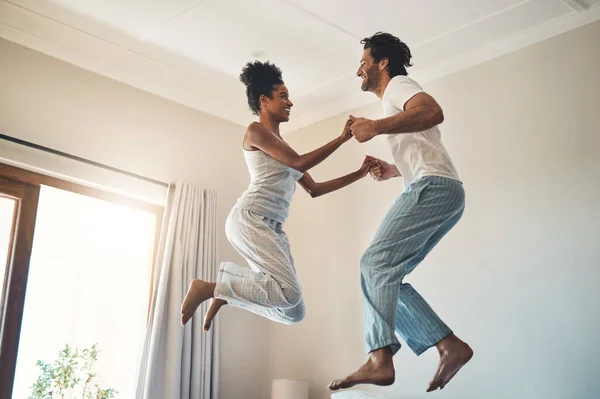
[328,347,395,391]
[181,279,216,326]
[426,334,473,392]
[203,298,227,331]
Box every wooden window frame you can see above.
[0,162,164,399]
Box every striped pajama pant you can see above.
[214,208,305,325]
[361,176,465,356]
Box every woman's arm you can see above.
[298,156,377,198]
[245,120,353,173]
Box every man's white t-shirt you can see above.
[382,75,460,188]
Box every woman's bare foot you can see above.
[426,334,473,392]
[203,298,227,331]
[328,347,395,391]
[181,279,216,326]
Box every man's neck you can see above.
[374,74,393,99]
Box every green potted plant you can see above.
[29,343,118,399]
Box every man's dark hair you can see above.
[361,32,413,77]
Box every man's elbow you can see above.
[433,107,444,126]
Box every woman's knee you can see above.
[284,301,306,324]
[283,284,303,308]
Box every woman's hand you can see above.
[339,118,354,143]
[359,156,379,177]
[367,156,400,181]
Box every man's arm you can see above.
[350,92,444,143]
[374,92,444,134]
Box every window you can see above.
[0,163,163,399]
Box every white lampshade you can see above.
[271,378,308,399]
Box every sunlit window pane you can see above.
[12,186,157,399]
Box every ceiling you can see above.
[1,0,599,133]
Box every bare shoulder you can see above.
[245,122,276,150]
[246,121,271,139]
[247,121,262,132]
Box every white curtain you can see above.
[136,182,219,399]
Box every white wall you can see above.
[0,39,271,399]
[272,20,600,399]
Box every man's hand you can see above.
[366,156,400,181]
[349,115,378,143]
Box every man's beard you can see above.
[361,66,380,92]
